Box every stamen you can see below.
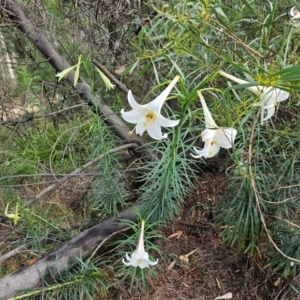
[144,112,156,126]
[146,112,155,120]
[209,140,216,155]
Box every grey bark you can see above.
[0,209,137,299]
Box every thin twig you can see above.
[1,104,87,126]
[248,111,300,264]
[0,242,32,264]
[205,20,264,60]
[92,59,130,94]
[84,226,131,268]
[23,143,139,207]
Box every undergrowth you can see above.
[1,0,300,299]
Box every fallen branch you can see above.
[0,208,137,299]
[0,0,147,158]
[23,142,138,207]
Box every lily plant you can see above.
[191,91,237,159]
[121,76,180,140]
[123,220,158,269]
[219,71,289,122]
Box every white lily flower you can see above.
[191,91,237,159]
[122,220,158,269]
[219,71,289,122]
[121,76,180,140]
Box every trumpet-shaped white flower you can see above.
[121,76,180,140]
[191,91,237,159]
[122,220,158,269]
[219,71,289,122]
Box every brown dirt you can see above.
[109,172,300,300]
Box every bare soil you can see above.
[110,171,300,300]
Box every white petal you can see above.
[147,121,167,140]
[135,220,146,255]
[122,259,132,266]
[127,90,144,110]
[260,87,281,106]
[138,257,158,269]
[262,106,275,121]
[206,141,221,157]
[198,91,218,128]
[129,259,141,268]
[214,128,237,149]
[192,142,212,158]
[122,253,133,266]
[146,76,180,113]
[219,71,249,85]
[158,115,180,127]
[247,85,265,95]
[121,109,145,124]
[191,140,220,158]
[274,89,289,102]
[261,88,289,104]
[201,128,216,141]
[136,122,148,136]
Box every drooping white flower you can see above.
[121,76,180,140]
[191,91,237,159]
[122,220,158,269]
[219,71,289,122]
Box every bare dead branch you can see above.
[23,142,139,207]
[0,242,32,264]
[0,208,137,299]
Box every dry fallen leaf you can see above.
[179,248,198,263]
[168,230,183,239]
[216,277,222,289]
[114,65,126,75]
[214,292,233,299]
[167,260,176,271]
[274,277,281,286]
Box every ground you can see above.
[1,166,300,300]
[109,171,300,300]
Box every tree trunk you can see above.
[0,209,137,299]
